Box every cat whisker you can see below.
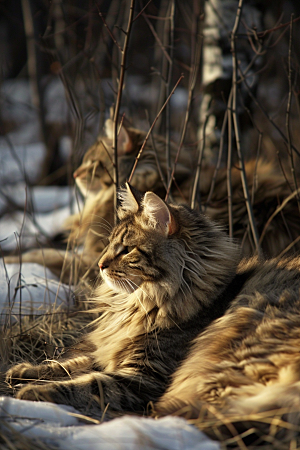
[87,215,113,227]
[122,279,134,294]
[127,282,153,326]
[70,218,111,234]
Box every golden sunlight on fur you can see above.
[5,184,300,445]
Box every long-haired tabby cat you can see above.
[6,184,300,439]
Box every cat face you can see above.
[73,120,138,199]
[98,184,178,295]
[73,139,114,198]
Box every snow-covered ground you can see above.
[0,397,219,450]
[0,78,218,449]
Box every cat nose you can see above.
[98,261,108,270]
[73,170,78,178]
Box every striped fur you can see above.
[155,256,300,441]
[7,185,300,440]
[6,185,240,418]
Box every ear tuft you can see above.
[104,119,133,155]
[117,183,141,218]
[143,192,176,236]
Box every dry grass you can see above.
[193,408,300,449]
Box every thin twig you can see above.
[227,90,234,238]
[286,14,300,211]
[150,0,173,136]
[112,0,136,224]
[257,14,300,38]
[95,1,123,52]
[133,0,153,22]
[190,114,209,210]
[142,13,172,65]
[240,71,300,158]
[21,0,48,164]
[165,0,175,187]
[231,0,261,255]
[145,110,168,193]
[165,2,203,201]
[205,110,228,209]
[259,187,300,247]
[128,75,184,183]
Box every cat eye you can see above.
[116,245,135,257]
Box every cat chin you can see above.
[102,273,138,294]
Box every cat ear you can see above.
[104,119,133,155]
[143,192,177,236]
[118,183,141,217]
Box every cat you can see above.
[6,184,300,443]
[5,183,241,417]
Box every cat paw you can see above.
[17,382,73,405]
[6,362,40,386]
[16,384,52,402]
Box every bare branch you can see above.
[142,13,172,65]
[227,90,234,238]
[190,114,209,210]
[231,0,261,256]
[133,0,153,22]
[128,75,184,183]
[257,14,300,39]
[259,188,300,247]
[165,2,203,201]
[95,1,123,52]
[145,110,169,194]
[165,0,175,187]
[112,0,136,224]
[285,14,300,210]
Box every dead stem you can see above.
[112,0,136,224]
[241,72,300,158]
[128,75,184,184]
[227,89,234,238]
[205,110,228,209]
[190,114,209,210]
[259,187,300,247]
[165,0,175,187]
[21,0,48,168]
[165,2,203,202]
[231,0,261,256]
[145,111,168,193]
[286,13,300,211]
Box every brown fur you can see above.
[6,185,300,442]
[5,185,240,418]
[154,256,300,441]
